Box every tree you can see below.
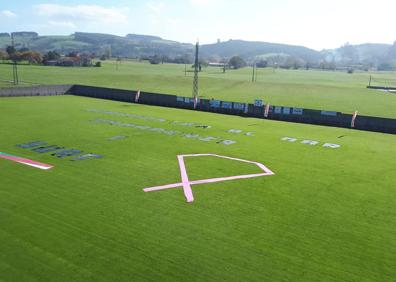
[149,55,161,64]
[68,51,79,57]
[43,51,60,62]
[28,51,43,64]
[0,50,8,61]
[6,46,16,56]
[229,56,247,69]
[14,51,43,64]
[387,41,396,60]
[256,59,268,68]
[339,43,358,65]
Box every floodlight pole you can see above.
[192,41,199,97]
[11,33,19,85]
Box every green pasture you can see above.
[1,61,396,118]
[0,95,395,281]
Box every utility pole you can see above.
[11,33,19,85]
[116,57,121,71]
[108,45,112,59]
[251,61,256,82]
[192,41,199,97]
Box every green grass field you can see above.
[1,61,396,118]
[1,95,395,281]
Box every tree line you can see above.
[0,47,100,67]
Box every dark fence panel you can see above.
[354,115,396,134]
[71,85,134,102]
[1,84,396,134]
[71,85,178,106]
[139,91,177,107]
[367,86,396,91]
[0,85,73,97]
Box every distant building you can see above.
[43,55,93,67]
[208,62,228,67]
[43,60,57,66]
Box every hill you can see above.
[201,39,322,63]
[1,31,396,68]
[0,32,194,59]
[0,32,321,63]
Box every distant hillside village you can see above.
[1,31,396,71]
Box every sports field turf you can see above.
[1,61,396,118]
[1,95,395,281]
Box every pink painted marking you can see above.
[177,155,194,203]
[0,152,53,170]
[143,154,274,203]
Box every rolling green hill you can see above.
[0,32,322,63]
[201,39,322,62]
[1,31,396,68]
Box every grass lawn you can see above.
[0,95,395,281]
[1,61,396,118]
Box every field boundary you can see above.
[1,84,396,135]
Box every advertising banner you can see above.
[292,108,304,115]
[283,107,291,115]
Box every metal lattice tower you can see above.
[192,41,199,97]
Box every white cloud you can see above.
[147,2,165,13]
[168,18,182,26]
[1,10,17,18]
[48,21,77,29]
[35,4,129,25]
[190,0,221,6]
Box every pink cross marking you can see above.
[143,154,275,203]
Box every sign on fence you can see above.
[233,103,245,110]
[222,102,233,109]
[283,107,291,115]
[274,106,282,114]
[254,99,264,107]
[210,100,221,108]
[292,108,304,115]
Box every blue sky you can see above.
[1,0,396,50]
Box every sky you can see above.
[1,0,396,50]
